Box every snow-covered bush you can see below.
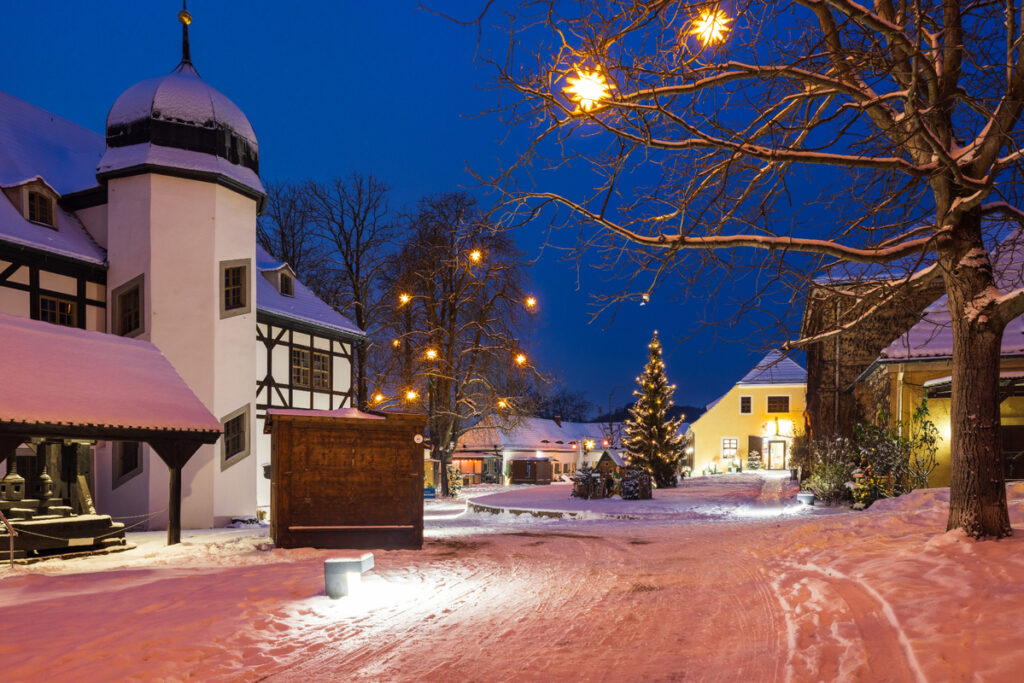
[852,400,939,506]
[802,436,856,504]
[621,467,652,500]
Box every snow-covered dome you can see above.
[105,60,258,171]
[99,58,264,201]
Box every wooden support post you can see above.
[147,438,209,547]
[168,465,182,545]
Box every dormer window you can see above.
[27,190,55,227]
[280,272,294,297]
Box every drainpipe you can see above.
[834,299,841,433]
[897,363,906,430]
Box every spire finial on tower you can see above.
[178,1,192,65]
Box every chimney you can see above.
[553,414,562,428]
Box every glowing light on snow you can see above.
[690,8,732,46]
[563,67,612,112]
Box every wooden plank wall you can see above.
[270,413,426,550]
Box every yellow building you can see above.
[853,290,1024,488]
[687,350,807,473]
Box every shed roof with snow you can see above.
[877,232,1024,363]
[0,312,221,436]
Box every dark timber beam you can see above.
[147,439,207,546]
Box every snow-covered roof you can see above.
[458,416,620,453]
[106,63,257,145]
[738,350,807,385]
[0,90,104,196]
[0,187,106,264]
[98,143,264,198]
[879,232,1024,363]
[265,407,384,421]
[255,244,364,340]
[0,312,220,434]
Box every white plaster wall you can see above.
[255,415,271,512]
[211,183,258,525]
[75,203,108,247]
[103,175,155,522]
[0,286,29,317]
[39,270,76,295]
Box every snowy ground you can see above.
[4,474,1024,681]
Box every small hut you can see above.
[266,408,426,550]
[510,457,552,484]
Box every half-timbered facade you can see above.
[0,19,364,528]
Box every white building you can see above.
[456,416,626,482]
[0,16,363,528]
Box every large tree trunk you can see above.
[945,211,1012,538]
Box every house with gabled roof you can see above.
[850,233,1024,487]
[0,11,364,528]
[686,350,807,474]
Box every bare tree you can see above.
[306,174,395,409]
[524,388,595,422]
[478,0,1024,537]
[257,180,330,295]
[379,192,539,496]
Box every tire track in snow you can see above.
[773,561,925,683]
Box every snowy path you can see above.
[5,479,1024,681]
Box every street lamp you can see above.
[525,296,537,310]
[690,8,732,46]
[564,66,612,112]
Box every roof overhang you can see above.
[256,309,366,342]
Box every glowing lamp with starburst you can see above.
[563,67,612,112]
[690,9,732,46]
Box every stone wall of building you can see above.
[802,277,944,439]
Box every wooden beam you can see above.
[147,439,206,546]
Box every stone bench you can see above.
[324,553,374,598]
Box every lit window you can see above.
[739,396,752,414]
[39,295,76,327]
[722,438,738,458]
[280,273,294,297]
[767,396,790,413]
[224,413,245,458]
[291,348,310,387]
[312,351,330,390]
[28,190,54,227]
[224,266,245,310]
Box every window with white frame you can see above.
[722,438,739,457]
[767,395,790,413]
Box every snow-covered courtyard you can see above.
[4,473,1024,681]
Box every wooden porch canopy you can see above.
[0,313,221,544]
[924,371,1024,401]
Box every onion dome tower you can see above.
[98,3,261,532]
[97,3,264,202]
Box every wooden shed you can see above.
[266,408,426,550]
[510,457,552,485]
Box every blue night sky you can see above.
[2,1,799,413]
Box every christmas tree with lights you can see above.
[623,331,686,488]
